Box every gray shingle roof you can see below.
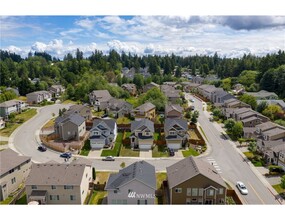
[256,121,278,131]
[134,102,155,112]
[263,127,285,137]
[165,104,183,114]
[166,156,226,189]
[55,113,85,126]
[0,149,31,176]
[107,98,132,110]
[105,161,156,190]
[246,90,278,99]
[257,100,285,109]
[25,161,88,186]
[131,118,154,133]
[90,90,112,102]
[91,119,116,131]
[0,100,23,108]
[164,118,188,132]
[241,116,260,123]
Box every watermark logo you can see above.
[127,191,155,199]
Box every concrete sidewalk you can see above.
[88,149,102,157]
[140,150,152,158]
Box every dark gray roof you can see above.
[107,98,132,110]
[257,100,285,109]
[256,121,278,131]
[164,118,188,132]
[134,102,155,112]
[234,107,252,115]
[165,104,183,114]
[0,149,31,176]
[241,116,260,123]
[246,90,278,98]
[55,113,85,126]
[105,161,156,190]
[90,90,112,102]
[263,127,285,137]
[25,161,88,186]
[91,119,116,131]
[164,90,180,98]
[166,156,226,189]
[224,98,238,104]
[131,119,154,133]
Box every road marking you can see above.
[248,182,265,204]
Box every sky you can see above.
[1,15,285,59]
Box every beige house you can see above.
[130,119,154,150]
[0,99,26,119]
[131,102,156,121]
[25,159,93,205]
[121,83,137,96]
[48,85,65,97]
[0,149,32,201]
[26,91,52,104]
[54,113,86,141]
[166,156,227,205]
[165,104,183,118]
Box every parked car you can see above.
[191,106,195,110]
[209,117,214,122]
[168,148,175,156]
[38,145,47,152]
[102,156,115,161]
[101,114,108,118]
[60,152,72,159]
[236,181,248,195]
[190,99,195,102]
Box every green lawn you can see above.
[125,97,139,108]
[199,126,209,142]
[0,141,8,145]
[243,151,254,159]
[61,99,77,104]
[156,172,167,189]
[182,147,200,157]
[42,118,55,128]
[154,132,161,141]
[15,194,27,205]
[92,110,104,117]
[120,145,140,157]
[101,133,123,156]
[0,109,37,137]
[116,117,131,124]
[80,141,91,156]
[272,184,285,194]
[125,132,131,138]
[0,195,14,205]
[152,145,168,157]
[88,191,107,205]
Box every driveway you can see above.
[88,149,103,157]
[140,150,152,158]
[174,150,183,158]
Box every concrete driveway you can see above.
[88,149,103,157]
[140,150,152,158]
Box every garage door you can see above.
[90,140,105,149]
[167,142,181,150]
[139,144,152,150]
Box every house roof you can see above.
[164,118,188,132]
[90,90,112,102]
[257,100,285,109]
[0,99,22,108]
[0,149,31,176]
[165,104,183,114]
[272,143,285,154]
[65,104,90,116]
[241,116,260,123]
[121,83,136,90]
[257,138,284,149]
[25,161,88,186]
[55,113,85,126]
[243,127,256,134]
[234,107,252,115]
[256,121,278,131]
[91,118,116,131]
[263,127,285,137]
[26,90,51,96]
[166,156,226,189]
[223,98,238,104]
[105,161,156,190]
[107,98,132,110]
[164,90,180,98]
[246,90,278,98]
[131,118,154,133]
[134,102,155,112]
[238,110,256,119]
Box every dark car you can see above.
[102,156,115,161]
[60,152,72,159]
[101,114,108,118]
[168,148,175,156]
[38,145,47,152]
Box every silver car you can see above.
[236,181,248,195]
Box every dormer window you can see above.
[170,131,176,135]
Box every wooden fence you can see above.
[226,189,243,205]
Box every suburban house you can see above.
[121,84,137,96]
[163,90,181,104]
[26,91,52,104]
[106,98,133,118]
[197,85,223,101]
[165,104,183,119]
[166,156,227,205]
[192,76,205,84]
[0,99,26,119]
[105,161,156,205]
[48,85,65,97]
[246,90,278,100]
[130,119,154,150]
[232,83,245,95]
[164,118,188,150]
[143,82,160,93]
[131,102,156,121]
[89,90,112,111]
[212,90,235,104]
[181,82,200,93]
[54,114,86,141]
[0,117,5,129]
[263,141,285,169]
[25,159,93,204]
[89,119,117,149]
[5,87,20,96]
[257,99,285,111]
[223,98,251,109]
[235,109,269,127]
[255,121,280,137]
[0,149,32,201]
[64,104,92,121]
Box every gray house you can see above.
[130,119,154,150]
[106,98,133,118]
[0,99,26,119]
[212,90,235,104]
[143,82,160,93]
[54,114,86,141]
[89,119,117,149]
[246,90,278,100]
[105,161,156,205]
[64,104,92,121]
[164,118,188,150]
[26,91,52,104]
[48,85,65,97]
[89,90,112,111]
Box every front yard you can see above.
[182,147,200,157]
[0,109,37,137]
[88,191,107,204]
[101,132,123,157]
[120,145,140,157]
[116,117,131,124]
[152,145,168,157]
[243,151,265,167]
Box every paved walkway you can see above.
[139,150,152,158]
[88,149,103,157]
[174,150,183,158]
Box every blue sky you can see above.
[1,16,285,58]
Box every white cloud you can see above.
[75,18,95,30]
[107,40,140,54]
[7,45,23,53]
[60,28,83,36]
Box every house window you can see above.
[64,185,73,190]
[192,188,198,196]
[51,185,56,190]
[169,131,175,135]
[111,200,116,204]
[198,188,204,196]
[145,132,150,136]
[31,185,37,189]
[207,189,214,196]
[114,190,118,194]
[94,131,99,135]
[70,195,76,201]
[175,188,182,193]
[122,200,127,204]
[187,188,191,196]
[11,177,16,184]
[117,200,122,204]
[82,190,84,195]
[219,188,224,195]
[50,195,59,200]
